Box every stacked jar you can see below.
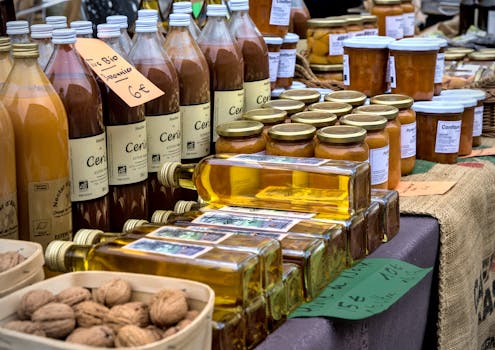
[216,120,266,154]
[243,107,287,138]
[371,0,404,39]
[266,123,317,157]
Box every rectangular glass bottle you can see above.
[283,263,305,315]
[363,201,383,255]
[371,188,400,241]
[212,307,246,350]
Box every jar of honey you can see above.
[279,89,321,106]
[265,36,284,90]
[370,94,416,175]
[315,125,369,161]
[310,64,343,81]
[308,101,353,118]
[344,15,364,37]
[276,33,299,89]
[343,36,395,97]
[291,111,338,130]
[324,90,367,107]
[362,15,379,36]
[401,0,415,38]
[215,120,266,154]
[266,122,317,157]
[243,107,287,138]
[262,99,306,119]
[412,101,464,164]
[249,0,291,37]
[340,114,390,189]
[371,0,404,39]
[307,17,348,65]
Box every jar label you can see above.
[389,56,397,88]
[180,102,211,159]
[403,12,415,36]
[230,153,327,166]
[69,133,109,201]
[269,52,281,82]
[147,225,233,244]
[329,33,349,56]
[123,237,212,259]
[217,205,316,218]
[277,48,297,78]
[363,28,379,36]
[106,121,148,185]
[400,122,416,158]
[435,120,461,153]
[343,54,350,86]
[370,145,389,185]
[244,79,271,111]
[0,192,18,239]
[434,53,445,84]
[473,106,484,137]
[269,0,292,26]
[385,15,404,39]
[146,112,181,172]
[213,89,245,142]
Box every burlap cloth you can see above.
[400,139,495,349]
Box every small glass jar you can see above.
[266,123,317,157]
[371,188,400,241]
[291,111,338,130]
[279,89,321,106]
[412,101,464,164]
[243,107,287,138]
[361,15,379,36]
[262,99,305,120]
[308,101,353,118]
[310,64,343,81]
[249,0,291,37]
[315,125,369,161]
[265,36,284,90]
[344,15,364,37]
[324,90,367,107]
[401,0,415,38]
[371,0,404,39]
[276,33,299,89]
[307,17,348,65]
[215,120,266,154]
[370,94,416,175]
[340,114,390,189]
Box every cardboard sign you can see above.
[75,38,164,107]
[459,147,495,158]
[396,181,456,196]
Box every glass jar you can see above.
[401,0,415,38]
[361,15,379,36]
[249,0,292,37]
[308,101,353,118]
[266,123,317,157]
[315,125,369,161]
[324,90,367,107]
[243,107,287,138]
[340,114,390,189]
[343,36,395,97]
[370,94,416,175]
[265,36,284,90]
[263,99,305,120]
[289,0,310,39]
[276,33,299,89]
[371,0,404,39]
[310,64,343,81]
[279,89,321,106]
[345,15,364,37]
[412,101,464,164]
[216,120,266,154]
[291,111,338,130]
[307,17,348,65]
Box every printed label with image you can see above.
[244,79,271,111]
[217,205,316,218]
[389,56,397,88]
[370,145,389,185]
[148,225,232,244]
[401,122,416,158]
[403,12,415,37]
[146,112,181,172]
[343,54,350,86]
[213,89,245,142]
[277,49,297,78]
[473,106,484,137]
[180,102,210,159]
[230,153,327,166]
[385,15,404,39]
[123,237,212,259]
[435,120,461,153]
[0,192,18,239]
[434,53,445,84]
[329,33,349,56]
[269,52,281,83]
[269,0,291,26]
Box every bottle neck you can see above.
[100,36,127,58]
[64,244,92,272]
[9,33,30,44]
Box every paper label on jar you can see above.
[434,53,445,84]
[217,205,316,218]
[147,225,233,244]
[269,52,281,83]
[230,153,327,166]
[69,133,109,201]
[180,103,211,159]
[269,0,291,26]
[329,33,349,56]
[488,10,495,34]
[403,12,415,37]
[401,122,417,158]
[213,89,245,142]
[123,237,212,259]
[389,56,397,88]
[363,28,379,36]
[370,145,389,185]
[244,79,271,111]
[146,112,181,172]
[0,192,18,239]
[106,121,147,185]
[277,48,297,78]
[343,54,350,86]
[473,106,484,137]
[435,120,461,153]
[385,15,404,39]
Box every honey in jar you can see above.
[264,36,284,90]
[315,125,369,161]
[266,123,317,157]
[249,0,292,37]
[324,90,367,107]
[310,64,343,81]
[243,107,287,138]
[276,32,299,89]
[308,101,353,118]
[307,17,348,65]
[371,0,404,39]
[215,120,266,154]
[401,0,415,38]
[279,89,321,106]
[291,111,338,130]
[362,15,379,36]
[262,99,305,119]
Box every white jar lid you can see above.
[412,101,464,114]
[389,38,440,51]
[441,89,486,101]
[432,95,477,108]
[413,36,448,48]
[207,4,228,16]
[264,36,283,45]
[283,33,299,43]
[343,35,395,49]
[169,13,190,27]
[173,1,193,13]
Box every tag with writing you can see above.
[75,38,164,107]
[459,147,495,158]
[396,181,456,196]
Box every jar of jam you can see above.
[324,90,367,107]
[243,107,287,138]
[265,36,284,90]
[388,38,439,101]
[412,101,464,164]
[263,99,305,120]
[370,94,416,175]
[401,0,415,38]
[266,123,317,157]
[308,101,353,118]
[307,17,348,65]
[344,15,364,37]
[343,36,395,97]
[315,125,369,161]
[291,111,338,130]
[249,0,291,37]
[371,0,404,39]
[353,105,401,189]
[340,114,390,189]
[279,89,321,106]
[215,120,266,154]
[310,64,343,81]
[362,15,379,36]
[276,33,299,89]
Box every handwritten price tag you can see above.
[459,147,495,158]
[395,181,456,196]
[75,38,164,107]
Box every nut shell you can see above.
[105,301,150,332]
[185,310,199,321]
[17,289,55,320]
[56,287,91,307]
[0,251,25,273]
[93,278,132,307]
[31,302,75,339]
[66,325,115,347]
[3,320,46,337]
[74,300,109,327]
[114,325,161,347]
[149,289,188,327]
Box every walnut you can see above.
[93,278,132,307]
[114,325,161,347]
[0,251,25,272]
[149,289,188,327]
[17,289,55,320]
[74,301,109,328]
[162,326,178,338]
[177,318,193,330]
[185,310,199,321]
[146,325,164,339]
[55,287,91,307]
[105,301,149,332]
[2,320,46,337]
[66,325,115,347]
[31,302,75,339]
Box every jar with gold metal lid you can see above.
[266,122,317,157]
[344,15,364,37]
[279,89,321,106]
[290,111,338,129]
[361,15,379,36]
[401,0,415,38]
[307,17,348,65]
[308,101,353,117]
[263,99,306,120]
[371,0,404,39]
[315,125,369,161]
[215,120,266,154]
[324,90,367,107]
[340,114,389,189]
[310,64,343,81]
[243,107,287,138]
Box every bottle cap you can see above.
[73,229,104,245]
[123,219,149,233]
[354,104,399,120]
[262,99,305,114]
[97,23,121,38]
[264,36,283,45]
[138,9,159,20]
[283,33,299,44]
[324,90,367,106]
[174,200,199,214]
[106,15,129,29]
[169,13,190,27]
[230,0,249,11]
[151,210,174,224]
[317,125,367,143]
[440,88,486,101]
[6,20,29,35]
[207,4,228,17]
[46,15,67,29]
[340,113,388,130]
[0,37,11,52]
[343,35,395,49]
[370,94,414,109]
[158,162,182,188]
[388,38,440,51]
[290,111,338,128]
[70,21,93,36]
[279,89,321,105]
[45,240,74,272]
[243,108,287,124]
[173,1,193,14]
[11,43,39,58]
[412,101,464,114]
[135,18,158,33]
[432,95,477,108]
[30,24,53,39]
[52,28,77,44]
[308,101,353,117]
[217,120,264,137]
[268,123,316,141]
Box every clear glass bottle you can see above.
[106,15,133,55]
[289,0,310,39]
[6,20,30,43]
[45,29,110,233]
[0,37,12,83]
[172,1,201,40]
[70,20,94,38]
[45,16,67,30]
[0,43,71,248]
[30,24,53,70]
[139,0,168,35]
[133,9,166,46]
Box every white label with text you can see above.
[370,145,390,185]
[0,192,18,239]
[277,49,297,78]
[269,52,281,83]
[435,120,461,153]
[180,103,211,159]
[213,89,245,142]
[269,0,291,25]
[244,79,271,111]
[401,122,416,158]
[473,106,484,137]
[329,33,349,56]
[385,15,404,39]
[146,112,181,171]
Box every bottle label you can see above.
[369,145,389,185]
[434,53,445,84]
[146,112,181,172]
[147,225,233,244]
[363,28,379,36]
[123,237,212,259]
[216,205,316,219]
[403,12,415,36]
[269,52,281,83]
[385,15,404,39]
[106,121,147,185]
[343,54,350,86]
[435,120,461,153]
[329,33,349,56]
[189,225,289,241]
[69,133,109,202]
[230,153,327,166]
[192,211,301,232]
[488,10,495,34]
[269,0,291,26]
[244,79,271,111]
[277,49,297,78]
[389,56,397,88]
[28,178,72,248]
[473,106,484,137]
[0,192,18,239]
[401,122,417,158]
[213,89,245,142]
[180,102,211,159]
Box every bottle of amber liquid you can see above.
[129,19,182,214]
[45,29,110,233]
[198,4,245,146]
[97,24,148,231]
[0,37,12,83]
[229,0,271,111]
[106,15,133,55]
[0,43,71,248]
[172,1,201,40]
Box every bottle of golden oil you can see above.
[283,263,305,315]
[363,201,383,255]
[371,188,400,241]
[158,153,370,219]
[212,307,246,350]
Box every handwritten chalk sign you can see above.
[75,38,164,107]
[396,181,456,196]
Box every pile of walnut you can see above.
[2,278,199,348]
[0,251,26,273]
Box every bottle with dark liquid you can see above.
[45,29,110,233]
[172,1,202,40]
[459,0,478,34]
[0,0,16,36]
[106,15,133,55]
[96,24,148,231]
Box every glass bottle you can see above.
[459,0,477,35]
[172,1,201,40]
[0,0,16,36]
[132,9,166,46]
[45,16,67,30]
[70,21,94,38]
[0,37,12,83]
[129,19,181,214]
[0,43,71,248]
[138,0,168,35]
[6,20,30,43]
[229,0,271,111]
[106,15,133,55]
[45,29,110,233]
[289,0,310,39]
[196,0,224,29]
[30,24,53,70]
[96,24,148,232]
[198,4,244,146]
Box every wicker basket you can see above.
[294,53,345,91]
[467,76,495,137]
